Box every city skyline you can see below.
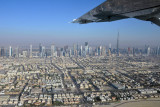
[0,41,159,49]
[0,41,159,58]
[0,0,160,47]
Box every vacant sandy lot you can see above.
[94,98,160,107]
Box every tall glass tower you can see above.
[117,32,119,56]
[30,45,32,58]
[9,46,12,57]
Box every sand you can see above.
[94,98,160,107]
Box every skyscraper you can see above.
[73,44,77,56]
[89,47,92,56]
[76,44,79,56]
[85,42,89,56]
[128,47,130,55]
[108,49,111,57]
[117,32,119,56]
[102,46,106,56]
[5,49,8,57]
[15,47,19,58]
[9,46,12,57]
[109,43,112,51]
[30,44,32,58]
[22,51,27,58]
[98,46,102,56]
[64,45,68,52]
[80,45,83,56]
[42,46,45,57]
[51,44,55,57]
[133,48,135,56]
[147,46,151,56]
[85,42,88,46]
[144,45,148,55]
[0,47,5,57]
[39,43,42,57]
[157,46,159,56]
[69,49,72,57]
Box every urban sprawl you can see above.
[0,42,160,106]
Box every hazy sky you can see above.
[0,0,160,48]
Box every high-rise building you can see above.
[22,51,27,57]
[15,47,19,58]
[30,44,32,58]
[144,45,148,55]
[85,42,89,56]
[89,47,92,56]
[51,44,55,57]
[0,47,5,57]
[102,46,106,56]
[98,46,102,56]
[64,45,68,52]
[133,48,135,56]
[96,47,98,56]
[5,49,8,57]
[39,43,42,55]
[42,46,45,57]
[69,49,72,57]
[85,42,88,46]
[76,44,79,56]
[108,49,111,57]
[73,44,77,56]
[109,43,112,51]
[147,46,151,56]
[128,47,130,55]
[80,45,83,56]
[9,46,12,57]
[157,46,159,56]
[117,32,119,56]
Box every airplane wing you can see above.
[148,17,160,26]
[136,13,160,26]
[133,8,160,26]
[72,0,160,26]
[73,11,129,24]
[72,1,129,24]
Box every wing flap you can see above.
[148,17,160,26]
[135,12,160,26]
